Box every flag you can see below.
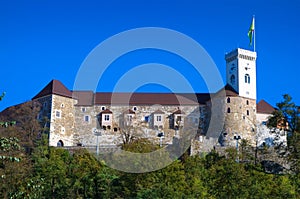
[248,17,255,45]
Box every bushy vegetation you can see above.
[0,94,299,198]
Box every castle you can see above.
[31,48,283,154]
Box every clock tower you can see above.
[225,48,257,99]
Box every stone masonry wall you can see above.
[74,104,203,147]
[49,95,76,146]
[222,96,257,146]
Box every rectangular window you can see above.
[177,116,182,121]
[156,115,161,121]
[104,115,110,121]
[84,115,90,122]
[55,110,61,118]
[127,115,132,122]
[82,107,86,112]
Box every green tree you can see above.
[267,95,300,171]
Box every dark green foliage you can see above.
[0,93,299,198]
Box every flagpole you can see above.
[253,16,256,52]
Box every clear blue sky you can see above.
[0,0,300,111]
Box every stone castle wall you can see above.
[222,96,257,146]
[73,104,204,147]
[48,95,77,146]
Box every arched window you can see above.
[246,100,249,105]
[245,74,250,84]
[247,110,250,116]
[230,75,236,84]
[57,140,64,147]
[227,107,231,113]
[227,97,230,103]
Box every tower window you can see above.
[246,100,249,105]
[227,97,230,103]
[61,126,65,134]
[245,74,250,84]
[55,110,61,118]
[101,106,106,111]
[247,110,249,116]
[230,75,236,85]
[227,107,231,113]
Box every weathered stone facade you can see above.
[73,104,201,147]
[221,96,257,146]
[28,48,284,154]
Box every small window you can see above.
[227,97,230,103]
[43,102,48,108]
[82,107,86,112]
[247,110,249,116]
[55,110,61,118]
[177,116,182,122]
[104,115,110,121]
[102,126,106,130]
[84,115,90,122]
[245,74,250,84]
[133,106,137,111]
[246,100,249,105]
[230,75,236,85]
[107,125,111,130]
[61,103,64,108]
[127,115,132,122]
[61,126,65,134]
[101,106,106,111]
[157,115,162,121]
[227,107,231,113]
[114,127,118,132]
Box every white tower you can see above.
[225,48,257,99]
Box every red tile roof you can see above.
[32,80,211,105]
[72,91,94,106]
[215,84,239,97]
[32,80,72,99]
[257,100,275,114]
[94,93,203,106]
